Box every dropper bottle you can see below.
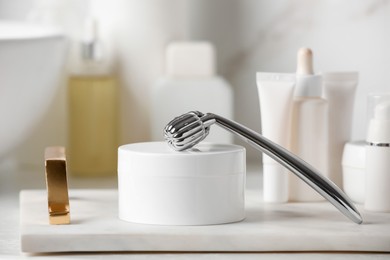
[288,48,329,202]
[68,17,118,176]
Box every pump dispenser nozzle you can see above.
[81,17,102,61]
[375,101,390,121]
[83,17,98,43]
[367,101,390,144]
[296,47,314,75]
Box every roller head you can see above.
[164,111,210,151]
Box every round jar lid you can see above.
[118,142,245,177]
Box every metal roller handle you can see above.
[164,111,363,224]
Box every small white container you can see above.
[118,142,245,225]
[342,141,366,204]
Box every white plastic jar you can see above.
[118,142,246,225]
[342,141,366,204]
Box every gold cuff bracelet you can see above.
[45,146,70,225]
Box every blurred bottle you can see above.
[68,17,118,176]
[151,41,233,143]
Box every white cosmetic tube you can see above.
[323,72,358,188]
[257,73,295,203]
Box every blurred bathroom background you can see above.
[1,0,389,167]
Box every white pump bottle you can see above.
[365,99,390,212]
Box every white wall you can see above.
[0,0,389,165]
[187,0,390,158]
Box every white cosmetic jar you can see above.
[342,141,366,204]
[118,142,246,225]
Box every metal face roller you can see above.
[164,111,363,224]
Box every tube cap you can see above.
[295,47,322,97]
[263,164,288,203]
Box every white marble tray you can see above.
[20,189,390,253]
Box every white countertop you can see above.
[1,162,389,259]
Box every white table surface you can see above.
[1,161,389,259]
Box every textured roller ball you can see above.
[164,111,210,151]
